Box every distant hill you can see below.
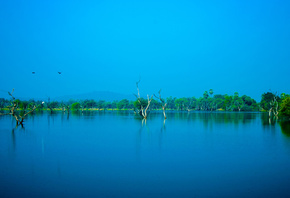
[53,91,136,102]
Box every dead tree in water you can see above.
[64,104,70,114]
[154,89,167,119]
[134,80,153,119]
[0,89,37,126]
[269,95,279,118]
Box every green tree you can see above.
[260,92,279,111]
[97,100,106,110]
[215,98,224,110]
[128,101,134,109]
[209,89,214,97]
[173,97,195,111]
[19,101,29,110]
[175,98,189,111]
[234,92,239,99]
[111,100,118,109]
[86,100,97,110]
[117,99,130,109]
[232,98,244,111]
[134,96,154,114]
[223,95,233,111]
[104,101,112,110]
[199,98,209,110]
[71,102,81,111]
[189,97,197,110]
[0,98,9,110]
[231,92,243,111]
[203,91,209,99]
[48,101,58,113]
[150,99,161,110]
[133,98,147,110]
[241,95,258,111]
[1,89,37,126]
[166,96,176,109]
[280,96,290,117]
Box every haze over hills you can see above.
[53,91,136,102]
[0,90,136,102]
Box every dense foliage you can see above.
[0,91,289,117]
[260,92,281,111]
[280,96,290,117]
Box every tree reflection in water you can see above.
[279,121,290,137]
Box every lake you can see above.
[1,111,290,197]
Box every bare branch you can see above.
[154,89,167,119]
[21,106,37,119]
[134,80,153,119]
[2,89,37,126]
[8,89,15,101]
[136,80,141,99]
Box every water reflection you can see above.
[9,126,26,154]
[166,111,259,127]
[47,111,58,127]
[159,119,166,150]
[260,113,280,126]
[62,110,137,118]
[71,110,82,116]
[280,121,290,137]
[260,113,290,136]
[11,128,16,152]
[1,111,290,197]
[3,110,289,131]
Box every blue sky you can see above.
[0,0,290,101]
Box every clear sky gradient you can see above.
[1,0,290,101]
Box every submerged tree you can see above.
[134,80,153,119]
[154,89,167,119]
[261,92,281,118]
[0,89,37,126]
[270,95,279,118]
[64,103,71,113]
[261,92,277,114]
[48,101,58,113]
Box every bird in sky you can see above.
[32,72,35,74]
[58,72,62,74]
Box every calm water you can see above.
[1,111,290,198]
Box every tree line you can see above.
[1,90,289,118]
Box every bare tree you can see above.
[134,80,153,119]
[0,89,37,126]
[47,101,58,113]
[270,95,279,118]
[154,89,167,119]
[64,104,70,114]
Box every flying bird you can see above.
[58,72,62,74]
[32,72,35,74]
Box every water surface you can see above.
[0,111,290,197]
